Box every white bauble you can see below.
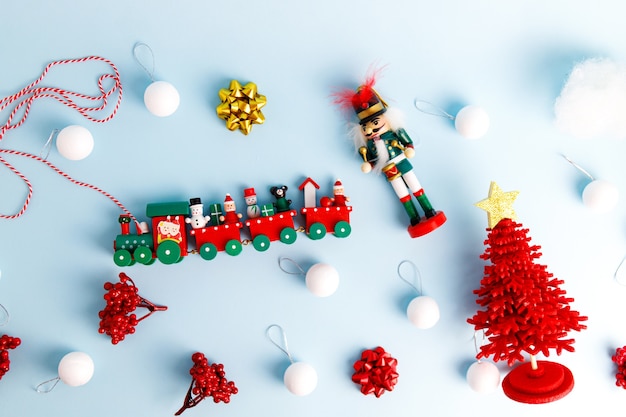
[466,361,500,393]
[56,125,94,160]
[144,81,180,117]
[305,263,339,297]
[455,105,490,139]
[582,179,619,213]
[406,295,440,329]
[284,362,318,396]
[58,352,95,387]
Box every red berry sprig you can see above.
[175,352,238,415]
[98,272,167,344]
[0,334,21,380]
[612,346,626,389]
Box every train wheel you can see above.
[253,234,271,252]
[113,249,134,267]
[199,243,218,261]
[279,227,297,244]
[225,239,243,256]
[157,240,182,264]
[134,246,155,265]
[334,221,351,238]
[308,222,327,240]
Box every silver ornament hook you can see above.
[36,376,60,393]
[414,99,455,120]
[472,330,487,362]
[39,129,58,161]
[614,255,626,286]
[277,257,306,276]
[0,303,8,326]
[266,324,294,364]
[397,259,423,295]
[133,42,156,82]
[561,154,595,181]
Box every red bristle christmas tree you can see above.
[468,182,587,404]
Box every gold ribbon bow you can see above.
[216,80,266,135]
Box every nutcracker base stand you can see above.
[407,211,446,238]
[502,360,574,404]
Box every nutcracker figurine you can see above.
[334,69,446,238]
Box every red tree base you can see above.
[407,212,446,238]
[502,360,574,404]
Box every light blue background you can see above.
[2,1,626,416]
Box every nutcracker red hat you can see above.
[243,187,256,197]
[333,67,388,124]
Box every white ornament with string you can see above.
[36,351,95,393]
[133,42,180,117]
[466,331,500,393]
[266,324,318,396]
[414,100,490,140]
[562,155,619,213]
[398,260,440,329]
[278,257,339,297]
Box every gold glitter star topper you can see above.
[475,181,519,228]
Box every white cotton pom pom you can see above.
[582,179,619,213]
[58,352,95,387]
[144,81,180,117]
[455,105,490,139]
[56,125,94,160]
[284,362,318,396]
[406,295,440,329]
[555,58,626,139]
[466,361,500,393]
[305,263,339,297]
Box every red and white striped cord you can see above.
[0,55,123,141]
[0,56,138,228]
[0,149,140,228]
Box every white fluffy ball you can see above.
[305,263,339,297]
[56,125,94,160]
[466,361,500,393]
[582,179,619,213]
[406,295,440,329]
[144,81,180,117]
[284,362,318,396]
[58,352,95,387]
[555,58,626,139]
[455,105,490,139]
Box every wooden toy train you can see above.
[113,177,352,266]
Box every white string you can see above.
[397,260,422,295]
[132,42,156,82]
[277,257,305,276]
[266,324,294,363]
[414,99,455,120]
[36,376,60,393]
[561,154,595,181]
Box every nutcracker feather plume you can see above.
[332,65,387,112]
[554,57,626,139]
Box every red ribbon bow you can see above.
[352,346,398,397]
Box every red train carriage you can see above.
[245,209,298,251]
[299,178,352,240]
[190,222,244,260]
[146,202,190,265]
